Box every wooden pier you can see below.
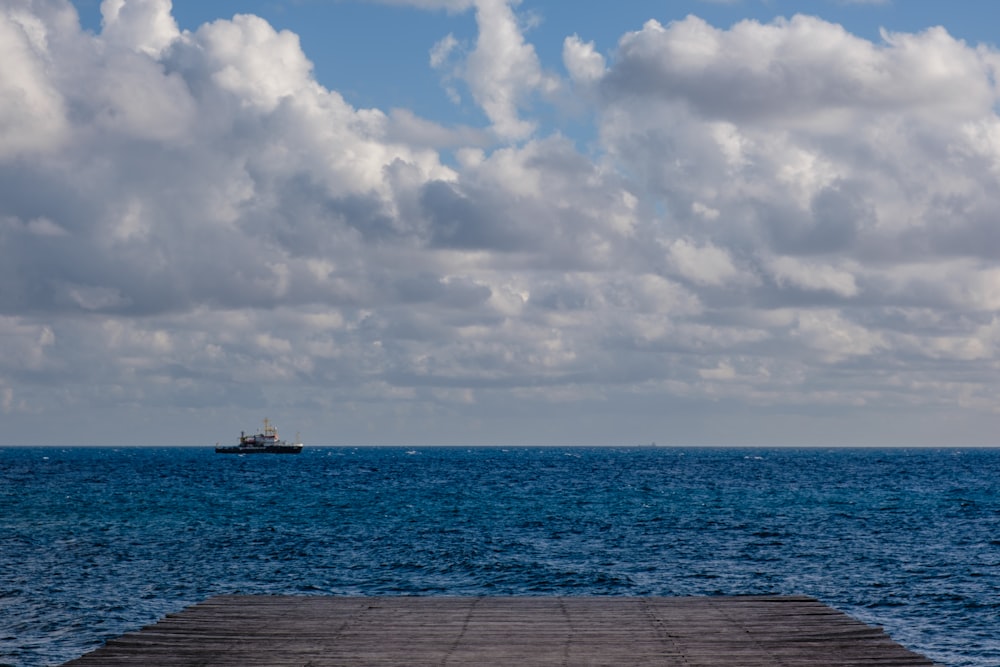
[64,595,940,666]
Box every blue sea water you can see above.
[1,446,998,667]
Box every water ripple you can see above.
[1,446,998,666]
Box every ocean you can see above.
[1,446,998,666]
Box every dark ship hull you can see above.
[215,443,302,454]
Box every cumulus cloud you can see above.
[430,0,559,140]
[4,1,1000,444]
[100,0,178,57]
[666,238,744,287]
[605,15,994,125]
[767,256,859,298]
[0,5,69,157]
[793,310,885,362]
[563,34,605,84]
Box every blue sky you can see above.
[6,0,1000,445]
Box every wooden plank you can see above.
[63,595,941,666]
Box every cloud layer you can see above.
[3,0,1000,444]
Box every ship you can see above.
[215,418,303,454]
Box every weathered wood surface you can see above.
[64,595,940,666]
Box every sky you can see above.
[4,1,1000,446]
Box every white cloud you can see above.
[5,2,1000,444]
[666,238,743,287]
[699,361,735,380]
[605,15,993,126]
[0,317,55,373]
[0,6,68,157]
[691,202,720,220]
[66,284,132,311]
[563,34,605,83]
[793,310,885,362]
[195,14,314,113]
[767,256,860,298]
[462,0,558,140]
[430,32,458,68]
[100,0,178,57]
[385,108,491,148]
